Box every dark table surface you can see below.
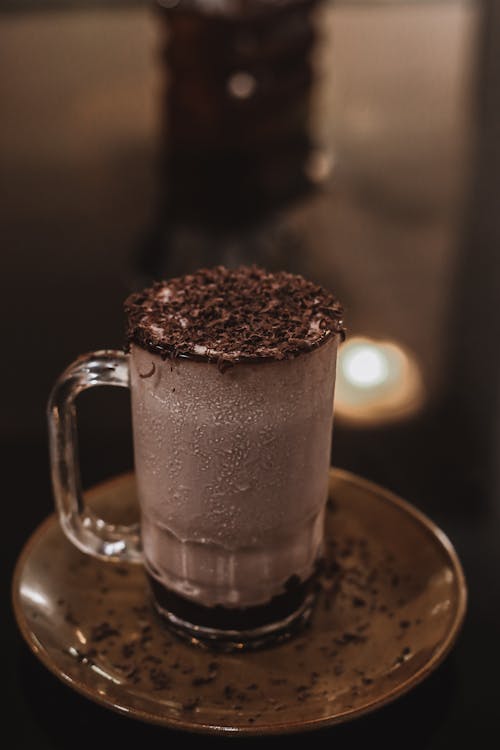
[2,2,499,746]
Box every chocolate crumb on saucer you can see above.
[125,265,345,367]
[13,470,466,735]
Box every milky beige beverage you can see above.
[124,266,344,642]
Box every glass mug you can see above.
[48,336,339,649]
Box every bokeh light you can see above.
[335,337,425,425]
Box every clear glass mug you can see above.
[48,337,339,649]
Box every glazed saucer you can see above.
[12,469,466,735]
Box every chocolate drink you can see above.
[125,266,344,643]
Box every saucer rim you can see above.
[12,468,467,736]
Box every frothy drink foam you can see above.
[125,267,344,614]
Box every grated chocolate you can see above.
[124,265,344,367]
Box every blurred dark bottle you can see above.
[138,0,325,281]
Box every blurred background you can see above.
[2,0,499,746]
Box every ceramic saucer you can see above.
[12,469,466,735]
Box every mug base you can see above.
[147,572,318,652]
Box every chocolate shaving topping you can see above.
[138,362,156,379]
[124,265,345,366]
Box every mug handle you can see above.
[47,350,142,563]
